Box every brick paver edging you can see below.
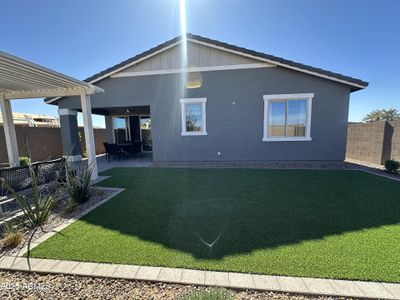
[1,185,399,299]
[1,256,400,300]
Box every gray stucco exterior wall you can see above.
[104,115,114,143]
[58,67,351,162]
[59,114,81,157]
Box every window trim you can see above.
[263,93,313,142]
[180,97,207,136]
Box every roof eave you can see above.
[45,33,368,104]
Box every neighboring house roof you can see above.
[0,112,60,127]
[46,33,368,104]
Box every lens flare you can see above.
[179,0,187,68]
[179,0,188,95]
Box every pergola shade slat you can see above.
[0,54,91,89]
[0,67,73,90]
[0,50,102,180]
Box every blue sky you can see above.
[1,0,399,127]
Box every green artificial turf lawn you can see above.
[30,168,400,282]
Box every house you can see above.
[46,34,368,162]
[0,112,60,127]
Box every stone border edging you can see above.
[1,256,400,299]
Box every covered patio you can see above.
[0,51,103,180]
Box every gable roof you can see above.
[46,33,368,104]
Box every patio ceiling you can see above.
[92,105,151,116]
[0,50,102,179]
[0,51,103,100]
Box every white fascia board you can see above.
[188,39,367,89]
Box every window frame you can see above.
[112,115,131,144]
[180,97,208,136]
[263,93,313,142]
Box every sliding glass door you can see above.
[113,116,131,144]
[140,116,152,152]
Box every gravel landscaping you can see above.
[0,270,353,300]
[0,187,115,257]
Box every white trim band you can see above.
[112,63,273,78]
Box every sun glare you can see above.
[179,0,187,68]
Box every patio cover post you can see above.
[80,92,98,180]
[0,94,19,167]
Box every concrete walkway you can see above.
[96,153,153,172]
[1,177,399,299]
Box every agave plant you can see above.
[1,167,60,229]
[64,161,95,206]
[0,166,63,258]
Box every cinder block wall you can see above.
[0,126,106,163]
[389,120,400,161]
[346,121,400,165]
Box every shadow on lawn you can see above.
[84,168,400,259]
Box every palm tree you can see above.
[382,108,400,121]
[363,108,400,122]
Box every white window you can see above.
[263,93,313,142]
[180,98,207,136]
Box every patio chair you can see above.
[103,142,123,162]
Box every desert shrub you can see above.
[179,288,233,300]
[65,163,95,205]
[65,199,77,213]
[384,159,400,174]
[1,223,23,248]
[0,167,60,229]
[19,156,31,167]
